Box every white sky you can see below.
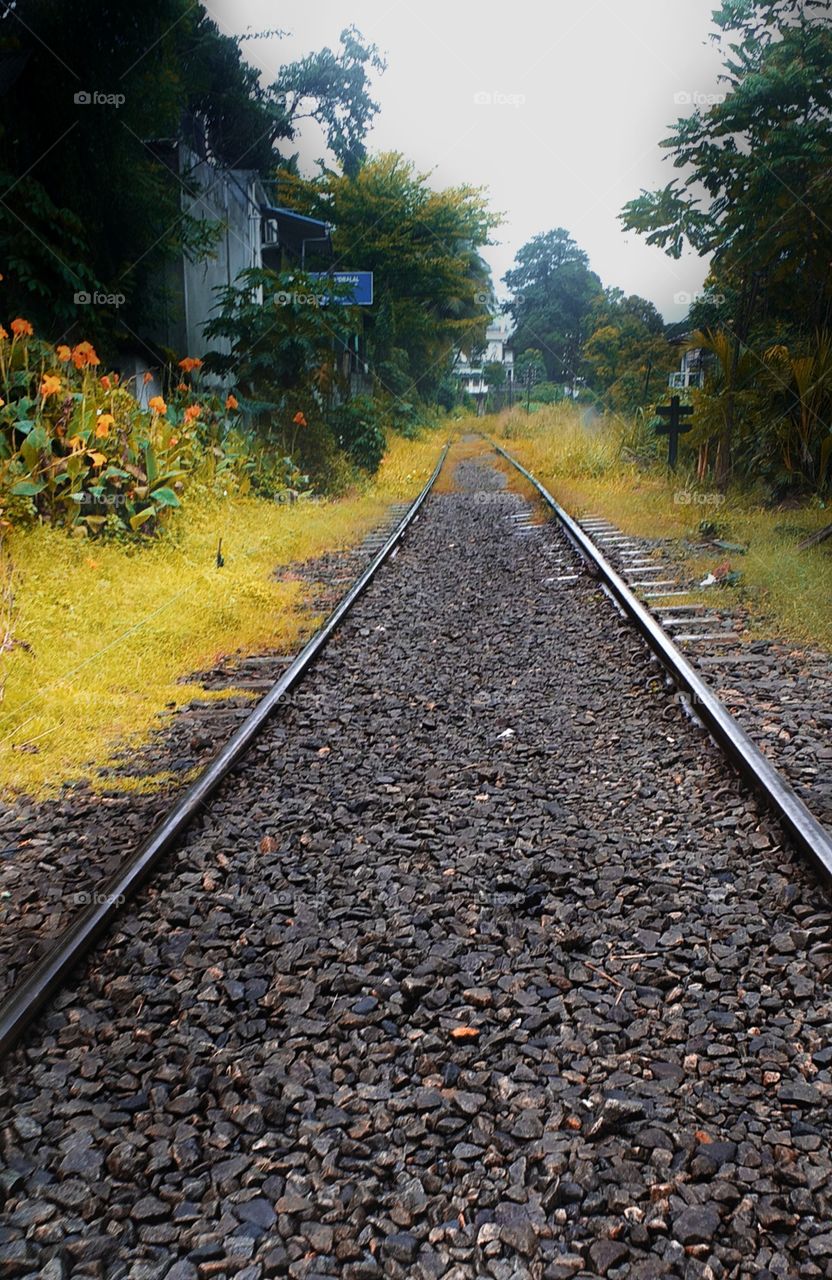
[209,1,727,321]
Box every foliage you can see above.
[515,349,547,385]
[531,381,566,405]
[329,396,386,472]
[582,300,675,416]
[502,229,602,385]
[0,319,294,536]
[483,361,506,389]
[0,3,384,347]
[620,0,832,489]
[280,156,499,409]
[756,334,832,490]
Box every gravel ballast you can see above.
[1,453,831,1280]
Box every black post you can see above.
[655,394,694,469]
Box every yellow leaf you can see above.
[89,451,107,467]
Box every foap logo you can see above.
[673,90,726,107]
[673,290,726,307]
[275,289,325,308]
[674,490,725,507]
[75,90,126,108]
[473,90,526,108]
[74,890,126,907]
[74,290,126,307]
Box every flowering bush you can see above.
[0,324,302,537]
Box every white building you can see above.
[454,317,515,405]
[669,345,705,390]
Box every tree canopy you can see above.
[0,2,383,345]
[621,0,832,343]
[281,155,499,411]
[502,229,602,386]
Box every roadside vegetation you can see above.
[0,429,449,799]
[490,403,832,652]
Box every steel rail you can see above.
[490,437,832,886]
[0,443,450,1059]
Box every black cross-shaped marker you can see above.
[656,395,694,469]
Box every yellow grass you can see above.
[0,429,449,798]
[489,405,832,651]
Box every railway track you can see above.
[1,439,831,1280]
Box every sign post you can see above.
[655,395,694,469]
[307,271,373,306]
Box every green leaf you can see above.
[150,486,180,507]
[144,442,158,487]
[26,425,50,450]
[129,507,156,531]
[10,480,46,496]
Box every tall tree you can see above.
[282,156,499,408]
[502,229,602,388]
[621,0,832,481]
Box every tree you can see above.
[483,361,506,388]
[621,7,832,335]
[621,1,832,483]
[582,290,674,414]
[502,229,602,388]
[281,156,499,412]
[0,3,383,349]
[582,323,674,415]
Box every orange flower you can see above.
[183,404,202,424]
[148,395,167,415]
[142,371,154,385]
[10,317,33,338]
[168,437,179,448]
[178,356,203,373]
[293,411,307,427]
[176,381,188,392]
[71,341,99,369]
[56,344,71,362]
[100,375,111,390]
[0,327,9,341]
[225,394,238,411]
[95,413,115,437]
[39,374,62,399]
[0,397,5,408]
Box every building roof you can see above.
[260,205,333,260]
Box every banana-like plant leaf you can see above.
[129,507,156,531]
[150,486,180,507]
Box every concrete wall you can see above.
[181,154,264,358]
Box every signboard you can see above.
[308,271,373,306]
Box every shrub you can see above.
[0,325,261,536]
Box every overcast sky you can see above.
[210,1,726,321]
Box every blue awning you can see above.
[260,205,333,259]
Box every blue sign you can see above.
[308,271,373,306]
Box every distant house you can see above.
[454,317,515,411]
[668,345,705,390]
[666,321,705,390]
